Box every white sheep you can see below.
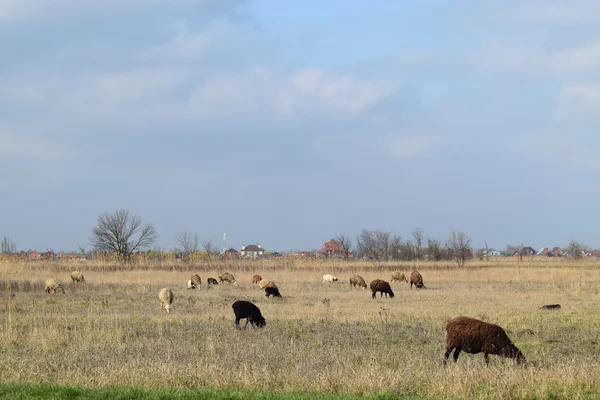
[322,274,338,283]
[159,288,174,313]
[258,279,278,290]
[70,271,85,284]
[187,280,193,289]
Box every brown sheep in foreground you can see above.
[252,274,262,284]
[70,271,85,284]
[391,271,408,283]
[45,278,66,294]
[349,275,367,289]
[444,316,526,366]
[370,279,394,299]
[410,270,424,289]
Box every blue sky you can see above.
[2,0,600,252]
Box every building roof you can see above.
[242,244,263,252]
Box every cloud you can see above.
[0,130,61,160]
[384,135,440,161]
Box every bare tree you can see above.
[334,232,353,259]
[567,239,587,259]
[446,230,472,267]
[426,238,444,261]
[176,231,200,258]
[412,228,424,260]
[90,209,158,263]
[202,238,219,261]
[1,236,17,254]
[355,229,392,267]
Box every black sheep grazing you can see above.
[370,279,394,299]
[265,287,281,297]
[539,304,561,310]
[444,316,526,365]
[207,277,219,286]
[232,300,266,329]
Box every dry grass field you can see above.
[1,258,600,399]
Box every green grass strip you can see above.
[0,383,427,400]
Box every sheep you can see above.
[258,279,278,290]
[410,270,424,289]
[540,304,561,310]
[187,280,193,289]
[190,274,201,289]
[252,274,262,284]
[370,279,394,299]
[207,277,219,286]
[232,300,266,329]
[391,271,408,283]
[45,278,66,294]
[265,286,282,298]
[444,316,526,366]
[349,274,367,289]
[218,272,237,285]
[159,288,174,313]
[70,271,85,284]
[322,274,338,283]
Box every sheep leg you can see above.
[235,318,241,329]
[243,319,250,329]
[443,348,454,366]
[453,348,461,362]
[484,353,489,365]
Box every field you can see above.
[1,257,600,399]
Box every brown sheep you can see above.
[45,278,66,294]
[218,272,237,285]
[70,271,85,284]
[410,270,424,289]
[258,279,278,290]
[190,274,201,289]
[252,274,262,284]
[444,316,526,365]
[349,275,367,289]
[391,271,408,283]
[370,279,394,299]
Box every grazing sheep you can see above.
[45,278,65,294]
[265,286,282,298]
[323,274,339,283]
[159,288,174,313]
[410,270,424,289]
[444,316,526,365]
[207,277,219,286]
[391,271,408,283]
[70,271,85,284]
[370,279,394,299]
[349,275,367,289]
[232,300,266,329]
[190,274,201,289]
[218,272,237,285]
[258,279,278,290]
[252,274,262,284]
[540,304,561,310]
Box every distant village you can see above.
[2,238,598,261]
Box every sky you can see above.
[1,0,600,252]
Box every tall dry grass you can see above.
[0,258,599,399]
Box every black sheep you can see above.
[370,279,394,299]
[265,287,281,297]
[207,277,219,286]
[232,300,266,329]
[444,316,526,365]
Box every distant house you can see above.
[224,248,239,259]
[319,239,345,257]
[584,250,600,257]
[240,244,264,258]
[537,247,549,256]
[519,247,536,256]
[551,247,563,257]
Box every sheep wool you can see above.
[410,270,424,289]
[45,278,66,294]
[349,275,367,289]
[70,271,85,284]
[322,274,338,283]
[370,279,394,299]
[258,279,278,290]
[159,288,174,313]
[391,271,408,283]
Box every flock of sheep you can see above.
[44,268,529,366]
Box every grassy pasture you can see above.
[1,259,599,399]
